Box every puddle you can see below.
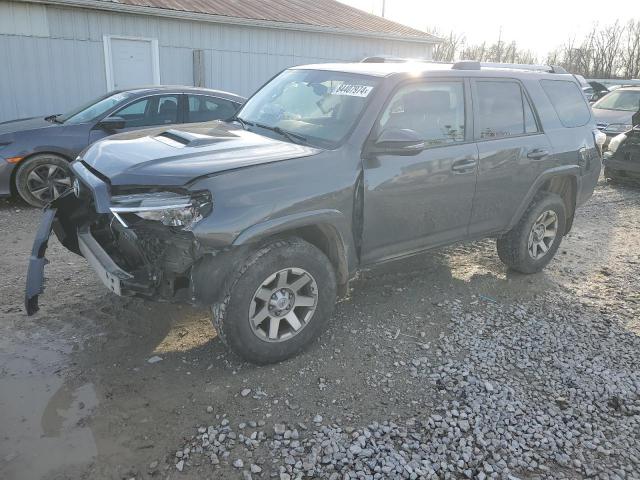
[0,337,98,480]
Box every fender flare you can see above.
[232,209,354,285]
[506,165,581,231]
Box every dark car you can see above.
[582,82,609,103]
[604,123,640,184]
[592,86,640,145]
[0,86,245,206]
[26,61,602,364]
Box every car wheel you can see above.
[604,167,618,184]
[15,154,73,207]
[212,238,337,364]
[496,192,566,274]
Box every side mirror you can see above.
[97,116,126,131]
[373,128,425,155]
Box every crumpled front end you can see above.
[25,161,241,314]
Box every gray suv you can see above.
[26,61,603,364]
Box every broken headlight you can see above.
[110,191,212,230]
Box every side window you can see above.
[114,98,150,127]
[379,81,465,146]
[112,95,179,128]
[476,81,537,139]
[187,95,238,123]
[540,79,591,128]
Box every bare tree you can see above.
[429,19,639,78]
[546,20,639,78]
[431,30,465,62]
[623,20,640,78]
[427,27,538,64]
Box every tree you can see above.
[429,19,640,78]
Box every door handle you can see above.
[451,158,477,174]
[527,148,549,160]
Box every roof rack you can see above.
[452,61,568,74]
[361,55,434,64]
[361,56,569,74]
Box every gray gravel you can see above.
[175,293,640,478]
[3,182,640,479]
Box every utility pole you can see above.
[381,0,385,17]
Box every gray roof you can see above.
[88,0,438,42]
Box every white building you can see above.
[0,0,438,122]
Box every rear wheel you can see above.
[497,193,566,274]
[15,154,73,207]
[212,238,337,364]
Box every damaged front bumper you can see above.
[25,208,57,315]
[25,190,243,315]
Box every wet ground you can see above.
[1,179,639,479]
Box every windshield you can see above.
[236,69,379,147]
[60,92,132,124]
[593,90,640,112]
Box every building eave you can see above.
[20,0,441,45]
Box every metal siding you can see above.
[0,2,432,121]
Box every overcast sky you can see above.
[339,0,625,60]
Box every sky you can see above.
[338,0,626,60]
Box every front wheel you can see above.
[212,238,337,364]
[497,193,566,274]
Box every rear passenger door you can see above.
[186,95,240,123]
[361,79,479,264]
[468,79,553,236]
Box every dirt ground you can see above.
[1,179,639,480]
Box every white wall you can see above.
[0,1,433,121]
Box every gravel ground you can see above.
[1,179,639,480]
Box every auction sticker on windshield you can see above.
[332,84,373,97]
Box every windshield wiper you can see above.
[253,122,308,145]
[232,116,253,130]
[44,114,63,124]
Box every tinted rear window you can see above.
[540,79,591,127]
[475,81,539,139]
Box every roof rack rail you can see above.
[452,61,568,73]
[451,60,480,70]
[361,57,571,76]
[361,55,433,64]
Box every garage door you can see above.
[104,36,160,90]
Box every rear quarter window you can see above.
[540,79,591,128]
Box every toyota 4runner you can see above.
[26,61,604,364]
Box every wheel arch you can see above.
[232,210,354,294]
[507,166,580,234]
[539,174,577,233]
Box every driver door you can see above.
[89,94,183,143]
[360,79,479,264]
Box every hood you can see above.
[0,116,57,136]
[80,122,322,186]
[592,108,633,127]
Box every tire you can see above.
[212,238,337,364]
[604,167,620,184]
[15,154,73,207]
[496,192,566,274]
